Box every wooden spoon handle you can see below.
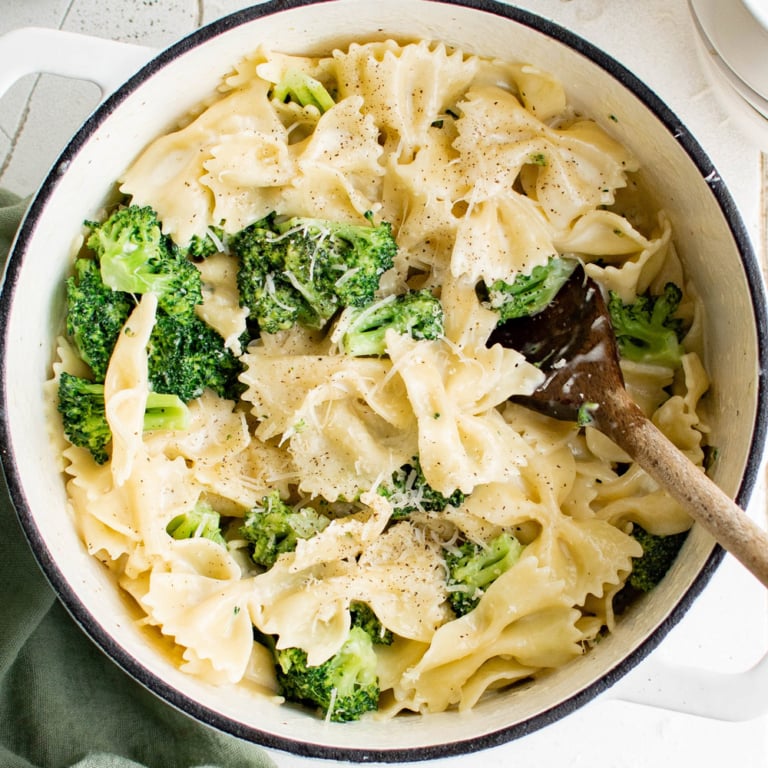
[600,389,768,588]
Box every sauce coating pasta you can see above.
[53,39,708,719]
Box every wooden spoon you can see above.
[487,264,768,587]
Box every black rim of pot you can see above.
[1,0,766,761]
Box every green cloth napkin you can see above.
[0,190,278,768]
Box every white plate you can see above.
[689,0,768,122]
[743,0,768,30]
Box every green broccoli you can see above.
[445,532,525,616]
[86,204,202,319]
[381,456,465,520]
[272,68,335,113]
[274,626,380,722]
[233,212,397,334]
[627,524,688,592]
[484,257,577,322]
[166,500,226,546]
[179,226,227,261]
[65,257,134,381]
[67,280,243,403]
[336,289,444,357]
[146,312,245,402]
[233,219,307,334]
[68,206,244,402]
[240,490,331,569]
[607,283,685,368]
[277,214,398,309]
[57,372,190,464]
[350,601,393,646]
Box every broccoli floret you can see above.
[240,491,331,569]
[607,283,685,367]
[68,206,244,404]
[166,500,226,546]
[233,212,397,334]
[628,525,688,592]
[57,372,190,464]
[146,312,245,402]
[381,456,465,520]
[65,258,134,381]
[445,532,525,616]
[57,374,113,464]
[350,601,393,646]
[86,204,202,319]
[231,218,306,334]
[274,626,380,722]
[66,253,242,402]
[336,290,444,357]
[277,214,397,308]
[484,257,577,322]
[272,68,335,113]
[179,226,228,261]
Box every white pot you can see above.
[1,0,766,760]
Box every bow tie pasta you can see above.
[53,38,709,723]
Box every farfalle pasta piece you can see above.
[454,85,637,229]
[587,458,693,535]
[555,209,654,259]
[104,294,157,486]
[287,365,417,501]
[121,78,293,243]
[451,191,557,285]
[240,351,410,439]
[254,565,354,666]
[64,445,138,564]
[240,353,355,441]
[144,391,292,511]
[334,40,478,160]
[252,502,448,666]
[381,127,466,278]
[282,95,385,221]
[584,212,673,302]
[249,493,392,663]
[527,514,641,607]
[471,57,568,122]
[395,555,582,713]
[651,352,710,463]
[352,519,450,642]
[139,539,255,684]
[385,332,543,495]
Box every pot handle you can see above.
[608,649,768,720]
[0,26,156,100]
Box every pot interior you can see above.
[1,0,765,759]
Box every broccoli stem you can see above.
[272,68,335,113]
[142,392,193,432]
[57,372,190,464]
[166,501,226,546]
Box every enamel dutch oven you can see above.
[1,0,766,760]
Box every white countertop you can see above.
[1,2,767,767]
